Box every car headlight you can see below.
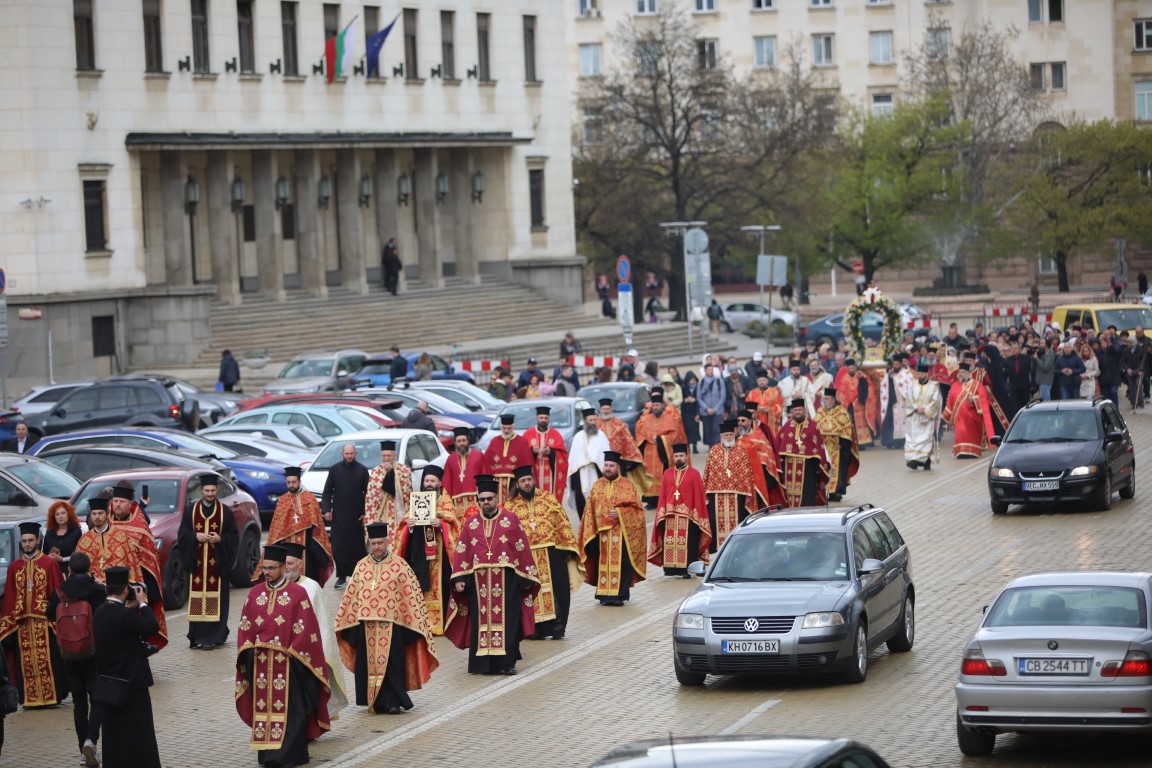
[991,467,1014,478]
[802,612,845,628]
[1069,465,1098,477]
[675,613,704,630]
[244,470,273,480]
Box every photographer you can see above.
[93,567,161,768]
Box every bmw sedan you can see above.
[591,735,893,768]
[955,571,1152,756]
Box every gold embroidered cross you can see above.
[673,489,681,500]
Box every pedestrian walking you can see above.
[282,542,348,715]
[706,300,724,335]
[93,566,161,768]
[697,363,725,447]
[218,349,241,392]
[322,443,371,589]
[1139,271,1149,297]
[176,474,238,650]
[388,345,408,382]
[382,237,401,295]
[905,365,942,470]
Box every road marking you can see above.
[323,594,685,768]
[952,537,1019,582]
[719,698,781,735]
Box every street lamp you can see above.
[658,220,708,358]
[435,173,449,204]
[740,225,782,360]
[396,173,411,206]
[230,175,246,214]
[471,170,485,204]
[358,174,374,207]
[317,175,332,209]
[274,176,291,210]
[184,175,201,283]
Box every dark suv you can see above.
[988,398,1135,514]
[674,504,914,685]
[28,378,199,436]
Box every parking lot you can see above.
[3,414,1152,767]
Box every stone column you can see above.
[451,148,479,284]
[414,148,443,287]
[160,151,192,287]
[295,149,327,299]
[252,150,285,301]
[337,149,368,294]
[206,151,240,305]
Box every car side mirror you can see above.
[982,605,989,615]
[337,369,348,378]
[52,408,66,418]
[989,435,1002,446]
[411,459,428,470]
[687,561,707,577]
[857,558,884,576]
[9,491,32,506]
[1106,430,1125,443]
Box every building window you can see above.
[811,0,832,6]
[362,5,377,78]
[812,34,834,66]
[695,0,715,11]
[74,0,96,70]
[638,41,660,74]
[191,0,210,73]
[281,203,296,240]
[1029,0,1063,23]
[476,13,491,81]
[441,11,455,79]
[869,31,893,64]
[1050,62,1066,91]
[1038,253,1057,274]
[927,27,950,59]
[1029,64,1045,91]
[523,16,538,82]
[583,108,604,144]
[697,39,717,70]
[281,1,299,76]
[753,36,776,69]
[92,316,116,358]
[579,44,602,76]
[237,0,255,73]
[403,9,418,80]
[871,93,894,117]
[1136,81,1152,121]
[637,0,657,15]
[815,95,836,132]
[83,180,108,252]
[867,0,892,4]
[752,0,773,9]
[529,169,546,228]
[242,205,256,242]
[143,0,163,72]
[578,0,599,16]
[1135,19,1152,51]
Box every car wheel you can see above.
[162,548,189,609]
[231,526,261,587]
[842,622,868,684]
[1120,465,1136,500]
[1094,471,1113,512]
[991,501,1009,515]
[886,596,915,653]
[956,713,996,756]
[719,321,732,333]
[674,655,706,687]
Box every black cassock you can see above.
[339,623,421,712]
[238,648,321,766]
[530,547,571,639]
[453,571,534,674]
[176,500,238,648]
[322,460,370,579]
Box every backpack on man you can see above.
[55,587,96,660]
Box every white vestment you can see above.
[565,428,611,518]
[903,380,941,465]
[297,574,349,716]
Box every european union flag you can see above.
[366,15,399,78]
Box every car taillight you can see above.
[961,650,1006,676]
[169,404,180,419]
[1102,651,1152,678]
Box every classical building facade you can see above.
[2,0,578,380]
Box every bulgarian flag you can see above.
[324,16,358,83]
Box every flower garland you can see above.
[844,288,903,363]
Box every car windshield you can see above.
[5,461,80,499]
[1096,308,1152,330]
[279,359,332,379]
[434,386,502,409]
[336,408,384,431]
[491,403,574,429]
[709,532,848,581]
[581,386,642,413]
[74,479,183,515]
[0,531,12,567]
[356,361,391,376]
[312,439,401,470]
[1005,410,1100,442]
[985,585,1147,629]
[156,432,241,459]
[26,387,80,404]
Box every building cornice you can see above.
[124,131,533,151]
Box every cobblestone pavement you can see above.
[5,418,1152,767]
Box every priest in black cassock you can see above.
[176,473,238,650]
[321,443,371,589]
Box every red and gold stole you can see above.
[0,555,62,707]
[189,500,224,622]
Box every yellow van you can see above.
[1051,303,1152,333]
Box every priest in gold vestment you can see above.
[578,452,648,606]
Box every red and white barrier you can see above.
[984,309,1052,323]
[567,355,617,368]
[457,359,509,373]
[905,319,933,329]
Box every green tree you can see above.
[1012,121,1152,292]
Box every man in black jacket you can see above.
[322,443,371,589]
[94,566,161,768]
[47,552,106,767]
[388,346,408,382]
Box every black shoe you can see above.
[335,579,347,589]
[906,460,920,470]
[828,493,842,502]
[501,667,519,675]
[681,573,691,579]
[384,705,403,714]
[551,631,565,640]
[924,459,933,470]
[199,643,219,651]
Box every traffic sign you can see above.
[756,255,788,287]
[616,255,631,285]
[0,268,6,295]
[0,296,8,348]
[684,228,709,255]
[617,283,634,345]
[852,261,865,276]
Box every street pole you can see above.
[741,225,781,360]
[660,221,708,360]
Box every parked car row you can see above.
[262,348,476,395]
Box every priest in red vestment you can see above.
[523,406,569,505]
[738,404,784,507]
[776,398,831,507]
[393,465,461,635]
[702,420,761,552]
[596,398,654,498]
[0,522,65,708]
[483,414,535,505]
[365,440,413,525]
[336,524,439,712]
[445,478,539,674]
[648,443,711,576]
[110,488,169,650]
[747,374,785,441]
[942,363,996,459]
[814,387,859,501]
[578,452,648,605]
[834,359,875,447]
[176,474,239,651]
[634,389,688,506]
[236,545,331,763]
[254,466,334,586]
[442,427,487,516]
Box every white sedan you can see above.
[719,302,798,333]
[955,571,1152,756]
[300,428,447,496]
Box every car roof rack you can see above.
[739,504,786,526]
[840,503,876,525]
